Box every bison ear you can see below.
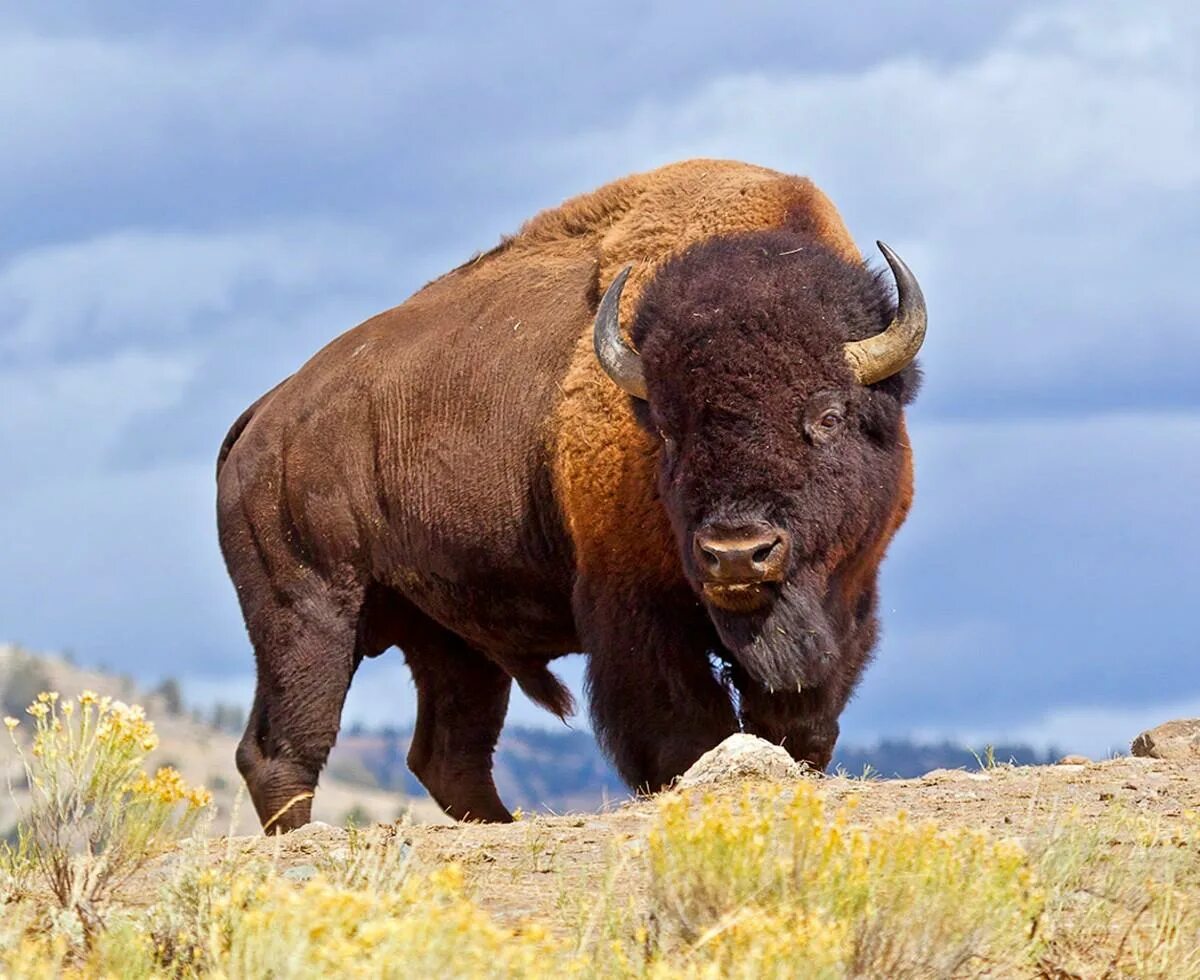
[897,360,923,406]
[859,387,905,447]
[630,397,657,436]
[593,266,648,400]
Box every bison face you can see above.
[653,377,900,693]
[594,231,924,692]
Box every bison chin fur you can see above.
[706,579,837,693]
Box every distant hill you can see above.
[332,723,631,814]
[329,724,1066,814]
[831,738,1062,778]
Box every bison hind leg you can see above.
[235,586,363,834]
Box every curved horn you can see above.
[593,265,647,400]
[843,241,927,385]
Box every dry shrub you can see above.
[3,691,210,939]
[641,784,1041,977]
[202,865,561,979]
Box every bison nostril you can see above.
[752,542,777,565]
[701,547,720,569]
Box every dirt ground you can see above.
[193,754,1200,932]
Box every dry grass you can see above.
[5,690,1200,978]
[638,786,1039,976]
[1030,806,1200,978]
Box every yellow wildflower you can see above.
[3,716,18,731]
[186,787,213,809]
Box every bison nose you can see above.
[693,525,791,584]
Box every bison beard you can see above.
[706,578,838,694]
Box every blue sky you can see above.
[2,1,1196,756]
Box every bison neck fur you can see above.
[216,159,919,829]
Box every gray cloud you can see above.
[548,1,1200,417]
[1,0,1196,747]
[1,223,400,357]
[0,2,1044,253]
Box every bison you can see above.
[216,159,926,831]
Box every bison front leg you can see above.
[577,579,738,793]
[733,604,877,772]
[403,635,514,824]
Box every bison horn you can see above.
[843,241,928,385]
[593,265,648,400]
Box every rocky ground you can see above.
[164,727,1200,933]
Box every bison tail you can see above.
[216,403,257,479]
[514,667,576,721]
[215,379,289,480]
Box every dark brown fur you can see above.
[216,160,920,830]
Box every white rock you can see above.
[282,864,318,882]
[294,820,337,832]
[677,733,808,788]
[921,768,988,783]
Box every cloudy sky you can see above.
[2,1,1196,756]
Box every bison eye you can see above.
[804,398,849,443]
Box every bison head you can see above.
[593,231,925,693]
